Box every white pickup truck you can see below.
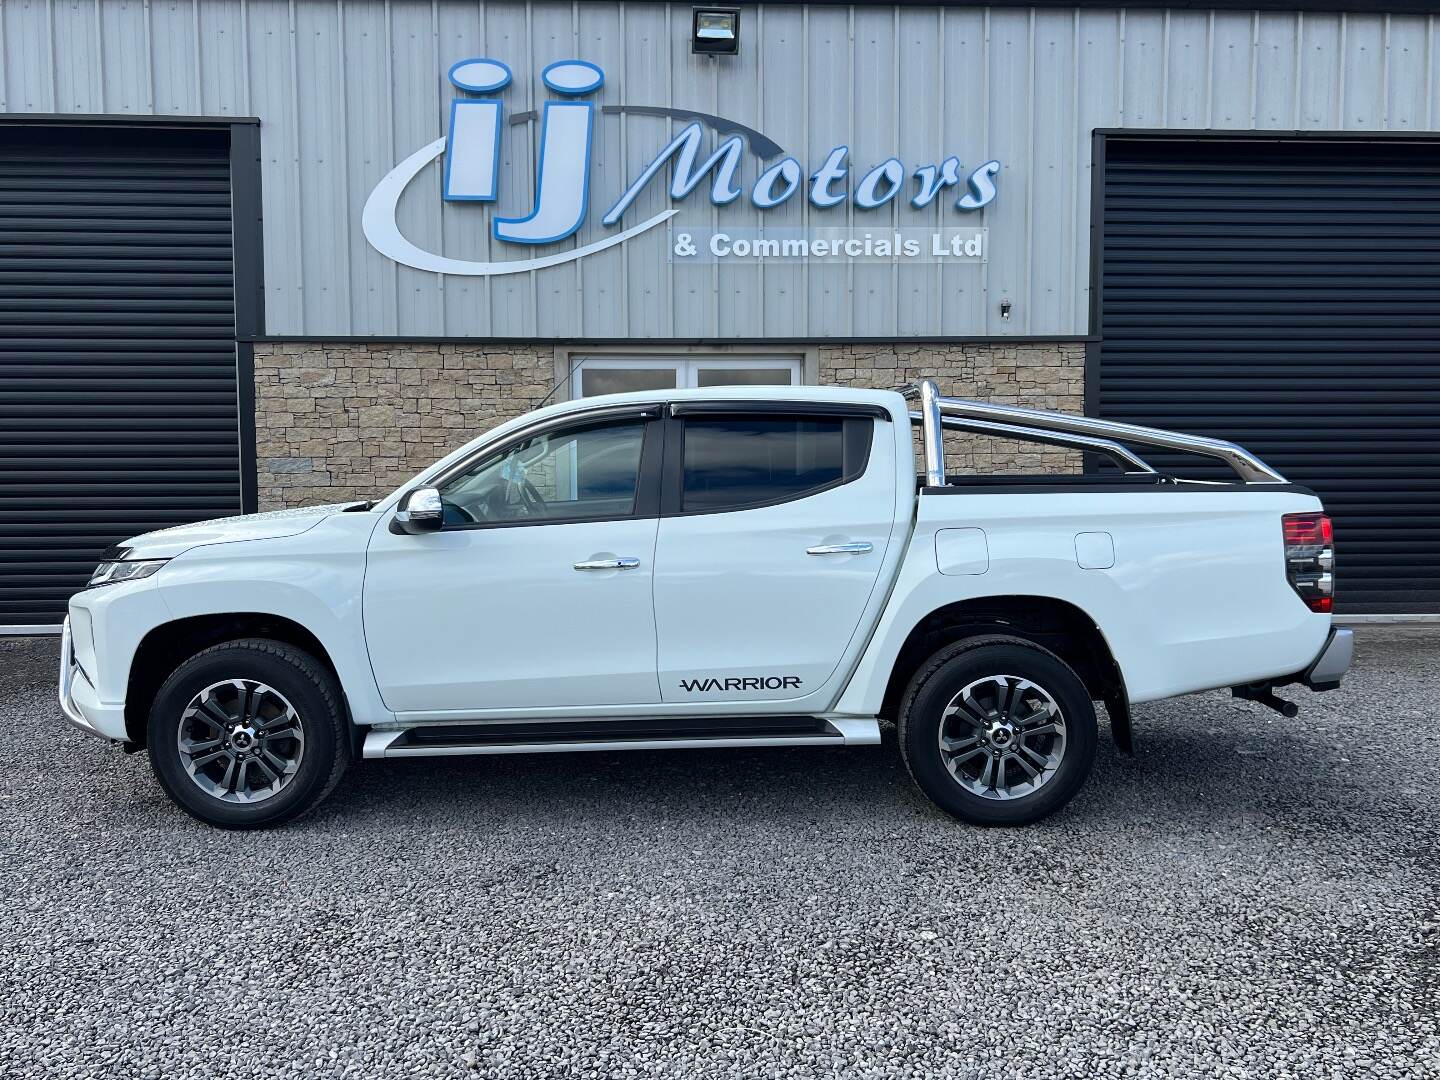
[59,381,1352,829]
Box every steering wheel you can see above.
[516,478,548,518]
[462,479,550,523]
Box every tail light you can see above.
[1282,512,1334,613]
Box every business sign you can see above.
[672,227,988,264]
[363,57,1000,277]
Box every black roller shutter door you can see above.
[1096,135,1440,615]
[0,125,242,628]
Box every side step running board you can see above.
[363,715,880,759]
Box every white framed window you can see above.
[573,356,803,399]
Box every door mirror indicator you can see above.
[390,486,444,534]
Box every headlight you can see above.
[87,559,168,587]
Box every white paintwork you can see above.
[64,385,1336,755]
[833,484,1330,713]
[651,426,896,703]
[109,504,353,560]
[152,514,395,727]
[1074,531,1116,570]
[363,517,661,712]
[935,528,989,576]
[60,573,172,740]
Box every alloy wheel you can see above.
[937,674,1067,801]
[176,679,305,804]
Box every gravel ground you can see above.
[1,631,1436,1080]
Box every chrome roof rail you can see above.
[898,379,1288,485]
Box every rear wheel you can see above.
[897,636,1097,826]
[147,639,350,829]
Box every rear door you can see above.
[651,405,896,704]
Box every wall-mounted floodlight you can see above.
[692,8,740,55]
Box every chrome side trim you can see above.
[899,379,1288,485]
[361,717,883,759]
[908,411,1156,475]
[2,623,62,636]
[364,730,408,756]
[380,712,832,728]
[1304,627,1354,688]
[826,717,883,744]
[365,731,847,760]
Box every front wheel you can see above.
[147,639,351,829]
[897,636,1097,826]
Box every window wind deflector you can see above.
[562,402,665,421]
[667,400,889,420]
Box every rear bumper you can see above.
[1301,626,1353,691]
[58,617,128,743]
[1230,626,1352,714]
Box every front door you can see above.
[363,413,663,714]
[651,408,896,704]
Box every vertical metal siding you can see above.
[0,2,1439,338]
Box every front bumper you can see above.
[1300,626,1353,691]
[58,617,128,743]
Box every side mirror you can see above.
[390,486,444,535]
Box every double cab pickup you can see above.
[60,381,1352,828]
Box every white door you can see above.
[363,415,662,714]
[652,410,896,704]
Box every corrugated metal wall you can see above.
[0,124,241,626]
[1096,135,1440,614]
[2,1,1439,339]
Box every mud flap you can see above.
[1105,691,1133,755]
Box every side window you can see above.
[438,419,646,526]
[680,416,870,513]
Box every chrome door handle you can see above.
[806,542,873,556]
[574,557,641,571]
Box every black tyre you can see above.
[897,636,1097,826]
[147,639,351,829]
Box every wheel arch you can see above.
[124,613,348,746]
[877,594,1132,751]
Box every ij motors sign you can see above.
[363,57,1001,276]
